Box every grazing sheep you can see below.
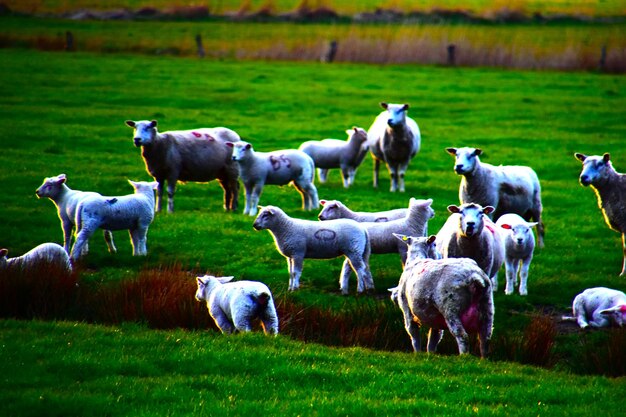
[227,141,319,216]
[252,205,374,294]
[317,199,408,223]
[0,243,72,275]
[562,287,626,329]
[125,119,240,213]
[70,180,158,260]
[446,147,545,248]
[390,234,494,357]
[575,152,626,276]
[436,203,505,291]
[195,275,279,335]
[496,213,537,296]
[36,174,116,256]
[366,102,421,192]
[298,127,368,188]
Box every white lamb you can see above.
[562,287,626,329]
[496,213,537,296]
[446,147,545,247]
[36,174,116,255]
[298,127,368,188]
[253,205,374,295]
[0,243,72,275]
[195,275,279,335]
[227,141,319,216]
[389,234,494,357]
[70,180,158,260]
[317,199,408,223]
[575,153,626,276]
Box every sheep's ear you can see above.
[225,142,234,148]
[473,148,483,156]
[380,102,388,109]
[387,287,397,293]
[401,104,409,111]
[574,153,587,162]
[445,147,457,156]
[426,235,437,245]
[217,276,235,284]
[599,306,620,316]
[500,223,512,230]
[527,222,538,228]
[196,277,205,286]
[447,205,461,213]
[483,206,495,215]
[150,181,159,190]
[125,120,136,128]
[245,143,252,150]
[393,233,411,245]
[56,174,67,184]
[149,120,158,128]
[603,153,611,163]
[0,248,7,258]
[319,200,327,206]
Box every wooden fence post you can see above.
[195,34,205,58]
[447,44,456,66]
[321,40,338,63]
[599,45,607,72]
[65,31,74,52]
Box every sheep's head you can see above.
[408,197,435,221]
[126,120,157,147]
[446,147,482,175]
[227,141,253,162]
[499,220,537,248]
[317,200,343,221]
[575,153,611,187]
[35,174,66,199]
[195,275,235,302]
[253,206,280,230]
[128,180,159,195]
[448,203,494,238]
[347,127,367,144]
[394,234,437,263]
[380,102,409,128]
[599,304,626,327]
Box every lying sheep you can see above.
[390,234,494,357]
[562,287,626,329]
[446,147,545,247]
[575,153,626,276]
[195,275,279,335]
[227,141,319,216]
[70,180,158,260]
[298,127,368,188]
[0,243,72,275]
[253,205,374,294]
[436,203,505,291]
[366,102,421,192]
[496,213,537,296]
[317,199,408,223]
[126,119,240,213]
[36,174,116,256]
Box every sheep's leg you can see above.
[588,310,611,328]
[294,180,319,211]
[530,194,544,248]
[399,300,421,352]
[445,316,470,355]
[218,167,239,211]
[490,271,499,292]
[287,257,303,291]
[318,168,329,184]
[61,219,73,253]
[621,233,626,276]
[346,256,374,293]
[518,256,533,296]
[339,167,350,188]
[155,180,165,212]
[573,297,590,329]
[426,329,444,353]
[248,184,264,217]
[339,258,354,295]
[233,313,253,332]
[243,183,253,215]
[347,167,357,187]
[129,229,141,256]
[166,181,176,213]
[477,294,494,358]
[70,226,96,261]
[103,230,117,253]
[504,258,516,295]
[130,226,149,256]
[211,312,235,334]
[373,158,380,188]
[261,306,280,335]
[389,165,398,192]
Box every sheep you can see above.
[195,275,279,335]
[436,203,505,291]
[70,180,158,261]
[562,287,626,329]
[0,243,72,275]
[389,234,494,357]
[366,102,421,192]
[496,213,537,296]
[252,205,374,295]
[298,127,368,188]
[574,152,626,276]
[317,199,408,223]
[445,147,545,248]
[227,141,319,216]
[125,119,240,213]
[36,174,116,256]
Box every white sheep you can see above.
[70,180,158,260]
[126,119,241,213]
[446,147,545,248]
[389,234,494,357]
[36,174,116,255]
[496,213,537,296]
[436,203,505,291]
[252,205,374,295]
[574,153,626,276]
[0,243,72,275]
[366,102,421,192]
[195,275,279,335]
[317,199,408,223]
[562,287,626,329]
[298,127,368,188]
[227,141,319,216]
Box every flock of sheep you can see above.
[2,102,626,356]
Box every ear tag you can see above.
[402,236,408,241]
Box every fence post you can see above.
[447,44,456,66]
[599,45,607,72]
[321,40,338,63]
[195,34,205,58]
[65,31,74,52]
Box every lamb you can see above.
[195,275,279,335]
[70,180,158,261]
[574,153,626,276]
[252,205,374,295]
[496,213,537,296]
[317,199,408,223]
[298,127,368,188]
[36,174,116,256]
[436,203,505,291]
[126,119,240,213]
[389,234,494,357]
[445,147,545,248]
[562,287,626,329]
[0,243,72,276]
[227,141,319,216]
[366,102,421,192]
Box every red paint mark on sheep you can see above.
[191,131,202,138]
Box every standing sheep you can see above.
[227,141,319,216]
[562,287,626,329]
[195,275,279,335]
[317,199,408,223]
[366,102,421,192]
[298,127,368,188]
[446,147,545,247]
[496,213,537,296]
[253,205,374,294]
[36,174,116,256]
[0,243,72,276]
[574,152,626,276]
[390,234,494,357]
[126,119,240,213]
